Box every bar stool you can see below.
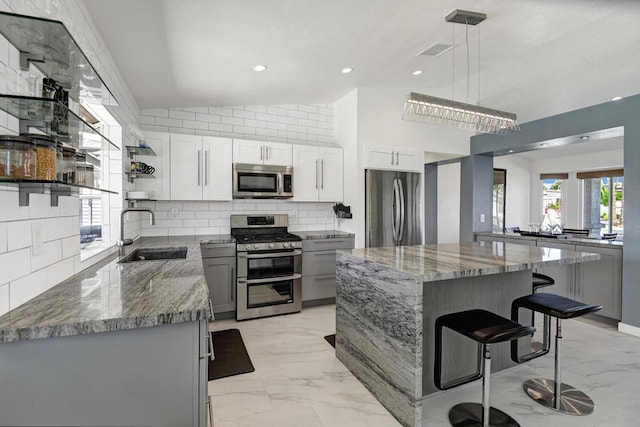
[530,272,555,355]
[511,293,602,415]
[435,309,535,427]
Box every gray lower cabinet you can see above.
[0,320,208,426]
[302,237,354,304]
[535,241,622,320]
[202,244,236,315]
[574,244,622,320]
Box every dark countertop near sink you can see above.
[0,236,212,343]
[293,230,355,240]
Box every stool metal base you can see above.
[449,403,520,427]
[523,378,595,415]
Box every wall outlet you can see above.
[32,222,43,256]
[170,207,179,219]
[480,213,486,223]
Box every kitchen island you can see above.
[335,241,600,427]
[0,236,213,427]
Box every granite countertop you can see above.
[476,231,623,249]
[294,230,355,240]
[198,234,235,244]
[341,241,600,282]
[0,236,212,343]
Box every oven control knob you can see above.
[254,244,261,250]
[283,243,290,248]
[269,243,275,249]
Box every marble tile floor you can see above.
[209,305,640,427]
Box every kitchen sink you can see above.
[119,247,188,263]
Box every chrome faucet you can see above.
[118,207,155,255]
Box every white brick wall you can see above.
[0,0,141,316]
[141,104,335,146]
[137,199,338,236]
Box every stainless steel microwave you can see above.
[232,163,293,199]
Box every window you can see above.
[492,169,506,232]
[579,170,624,237]
[540,174,567,226]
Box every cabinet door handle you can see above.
[266,145,270,160]
[260,145,264,161]
[320,159,324,189]
[230,267,235,304]
[395,151,399,165]
[206,397,214,427]
[390,152,394,165]
[315,159,319,189]
[204,150,208,186]
[197,150,201,186]
[208,328,215,361]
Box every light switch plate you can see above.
[170,208,179,219]
[32,222,43,255]
[480,213,486,223]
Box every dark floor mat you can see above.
[209,329,255,380]
[324,334,336,348]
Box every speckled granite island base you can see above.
[335,242,600,427]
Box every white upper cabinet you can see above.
[233,139,292,166]
[136,131,171,200]
[292,145,343,202]
[364,145,423,172]
[170,134,232,201]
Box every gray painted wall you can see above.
[463,94,640,328]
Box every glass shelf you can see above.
[0,94,118,151]
[0,11,117,106]
[126,145,157,158]
[0,178,117,206]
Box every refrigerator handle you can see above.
[392,178,400,243]
[398,179,405,242]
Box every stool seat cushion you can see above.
[513,293,602,319]
[436,309,535,344]
[532,272,555,289]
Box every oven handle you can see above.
[238,249,302,260]
[238,273,302,285]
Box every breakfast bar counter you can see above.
[335,241,600,427]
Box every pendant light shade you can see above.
[403,10,520,135]
[402,92,520,135]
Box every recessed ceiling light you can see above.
[253,65,267,72]
[508,149,514,153]
[612,96,623,101]
[341,67,353,74]
[412,70,423,76]
[580,135,590,140]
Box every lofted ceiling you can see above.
[84,0,640,125]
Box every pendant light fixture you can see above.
[402,9,520,135]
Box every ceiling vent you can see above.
[417,43,453,57]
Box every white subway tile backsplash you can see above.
[0,190,28,221]
[169,110,196,121]
[62,236,81,259]
[0,248,31,283]
[156,117,183,127]
[195,227,220,235]
[209,122,233,132]
[182,120,208,130]
[220,115,244,126]
[182,201,209,211]
[9,267,48,310]
[59,196,80,217]
[0,222,6,253]
[233,109,256,120]
[183,219,208,228]
[140,115,156,125]
[245,105,267,113]
[0,283,9,317]
[183,106,209,114]
[45,217,76,241]
[195,113,220,123]
[143,109,169,118]
[168,227,195,236]
[7,220,31,251]
[209,106,233,117]
[31,240,63,272]
[47,258,75,289]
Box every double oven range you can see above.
[230,214,302,320]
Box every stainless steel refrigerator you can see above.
[365,169,422,247]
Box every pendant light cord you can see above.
[465,20,470,103]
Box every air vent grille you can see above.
[417,43,453,57]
